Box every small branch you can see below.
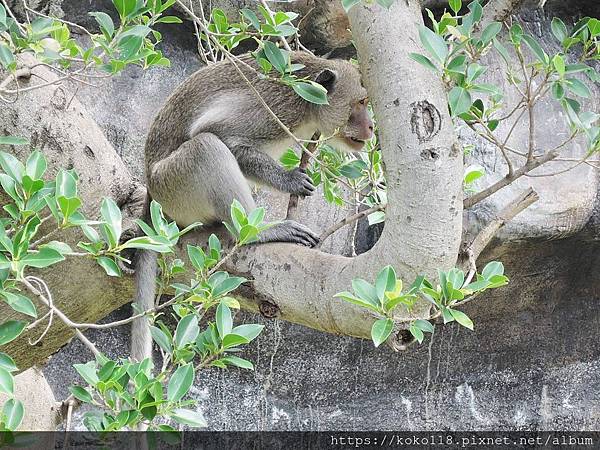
[286,132,320,221]
[316,204,384,248]
[463,187,539,265]
[464,149,558,208]
[22,276,101,356]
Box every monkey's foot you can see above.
[259,220,319,247]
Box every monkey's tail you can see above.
[130,194,157,362]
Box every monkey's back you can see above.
[144,52,343,171]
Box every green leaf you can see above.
[409,323,424,344]
[375,266,396,302]
[493,38,511,66]
[0,367,14,394]
[566,78,591,98]
[418,25,448,65]
[446,268,465,290]
[409,53,438,72]
[448,86,472,117]
[464,165,484,184]
[241,9,260,29]
[551,17,568,42]
[73,361,99,386]
[187,245,206,271]
[221,334,249,349]
[481,22,502,45]
[222,355,254,370]
[334,291,382,313]
[174,314,200,348]
[481,261,504,279]
[262,41,287,73]
[100,197,122,244]
[112,0,137,19]
[371,318,394,347]
[230,324,264,342]
[509,23,523,45]
[0,151,24,182]
[521,34,548,64]
[1,291,37,318]
[0,136,28,146]
[121,236,172,252]
[55,169,77,198]
[2,398,23,431]
[57,196,81,221]
[167,363,194,402]
[150,326,172,354]
[0,320,26,346]
[96,256,121,277]
[0,43,15,70]
[89,12,114,37]
[25,151,46,180]
[170,408,206,428]
[588,18,600,37]
[215,301,232,339]
[156,15,182,24]
[0,352,17,372]
[351,278,379,307]
[449,0,462,13]
[414,319,434,333]
[292,81,328,105]
[69,385,93,403]
[341,0,361,13]
[212,276,245,298]
[449,309,474,330]
[375,0,394,8]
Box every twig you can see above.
[286,132,320,220]
[22,276,101,356]
[464,149,558,208]
[0,0,26,35]
[463,187,539,265]
[316,204,384,248]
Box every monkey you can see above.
[131,51,374,362]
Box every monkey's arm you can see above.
[234,147,315,197]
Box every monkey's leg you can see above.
[149,133,319,246]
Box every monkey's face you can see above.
[313,63,373,152]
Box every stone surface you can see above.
[0,367,61,430]
[13,0,600,431]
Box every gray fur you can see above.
[131,51,369,362]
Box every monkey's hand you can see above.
[285,168,315,197]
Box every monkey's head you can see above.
[311,61,374,152]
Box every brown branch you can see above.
[463,187,539,266]
[464,149,558,208]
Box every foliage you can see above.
[411,0,600,190]
[335,262,508,347]
[0,139,270,430]
[0,0,178,74]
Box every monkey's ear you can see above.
[314,69,337,93]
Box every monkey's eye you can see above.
[358,97,369,106]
